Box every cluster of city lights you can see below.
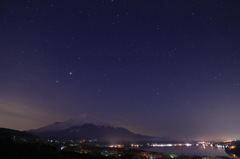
[108,144,124,148]
[150,143,192,147]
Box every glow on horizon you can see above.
[0,98,68,130]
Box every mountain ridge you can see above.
[30,114,112,132]
[28,114,155,142]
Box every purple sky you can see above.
[1,0,240,141]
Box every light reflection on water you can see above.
[146,146,231,157]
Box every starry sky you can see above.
[1,0,240,141]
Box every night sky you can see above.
[1,0,240,141]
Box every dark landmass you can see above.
[0,127,37,139]
[225,141,240,158]
[0,127,235,159]
[0,137,230,159]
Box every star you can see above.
[69,72,73,75]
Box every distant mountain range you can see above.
[30,113,112,132]
[28,114,156,142]
[0,114,173,143]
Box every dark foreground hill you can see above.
[0,136,220,159]
[0,138,108,159]
[0,127,232,159]
[225,141,240,158]
[0,127,36,140]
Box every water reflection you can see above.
[147,146,231,157]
